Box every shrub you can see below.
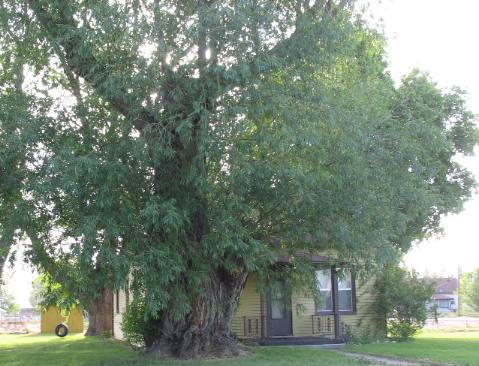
[375,265,434,340]
[121,298,161,349]
[345,324,384,344]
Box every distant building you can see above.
[425,277,458,314]
[19,308,40,320]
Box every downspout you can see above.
[260,292,265,341]
[111,291,115,338]
[332,266,340,340]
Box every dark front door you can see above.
[268,284,293,336]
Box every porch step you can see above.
[258,336,343,346]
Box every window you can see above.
[316,269,333,312]
[437,299,450,309]
[270,287,286,319]
[316,267,356,314]
[337,269,353,311]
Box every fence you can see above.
[424,316,479,329]
[0,313,40,333]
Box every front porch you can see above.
[239,314,349,345]
[231,268,374,346]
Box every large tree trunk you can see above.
[147,270,248,358]
[0,239,9,284]
[85,289,113,336]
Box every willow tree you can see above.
[0,0,477,358]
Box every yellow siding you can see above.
[113,272,382,341]
[292,292,334,338]
[293,277,382,338]
[341,277,383,338]
[113,289,129,340]
[233,274,382,339]
[232,274,262,338]
[40,306,84,334]
[113,275,133,340]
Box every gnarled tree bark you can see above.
[147,270,248,358]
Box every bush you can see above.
[345,324,384,344]
[375,265,434,340]
[121,298,161,349]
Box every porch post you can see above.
[332,266,340,340]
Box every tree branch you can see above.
[28,0,156,132]
[216,0,352,92]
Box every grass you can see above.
[5,330,478,366]
[347,329,479,366]
[0,333,369,366]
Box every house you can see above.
[112,256,383,344]
[426,277,458,314]
[19,307,40,321]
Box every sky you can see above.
[3,0,479,307]
[366,0,479,276]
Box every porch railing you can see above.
[311,315,348,339]
[241,315,348,339]
[242,316,265,338]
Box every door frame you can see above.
[267,284,293,337]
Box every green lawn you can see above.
[348,329,479,366]
[0,334,367,366]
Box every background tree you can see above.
[0,1,123,335]
[29,274,80,313]
[460,268,479,314]
[0,285,20,314]
[0,0,29,282]
[29,277,45,309]
[0,0,477,358]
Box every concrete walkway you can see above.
[339,351,446,366]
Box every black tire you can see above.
[55,323,69,337]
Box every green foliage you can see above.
[0,0,477,343]
[375,265,434,340]
[345,324,384,345]
[121,297,161,348]
[29,277,45,309]
[29,274,79,314]
[0,285,19,314]
[460,268,479,313]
